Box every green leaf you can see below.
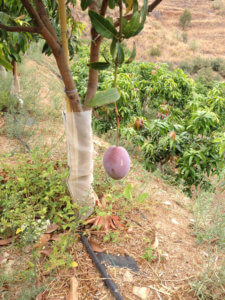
[110,38,117,59]
[0,53,12,70]
[123,184,133,200]
[137,193,149,203]
[122,12,140,38]
[109,0,116,9]
[134,0,148,35]
[0,12,11,24]
[89,62,110,70]
[81,0,92,11]
[116,43,124,64]
[88,88,120,107]
[125,0,133,14]
[126,42,136,63]
[88,10,118,39]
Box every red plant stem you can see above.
[114,61,119,146]
[116,105,119,146]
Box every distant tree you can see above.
[179,9,192,30]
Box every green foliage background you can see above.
[71,45,225,195]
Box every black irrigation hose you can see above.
[16,135,30,152]
[79,232,124,300]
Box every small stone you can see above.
[123,270,133,282]
[172,218,179,225]
[161,252,169,261]
[164,201,171,205]
[133,286,150,299]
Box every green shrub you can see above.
[149,46,161,57]
[211,57,224,72]
[213,0,225,15]
[0,78,19,112]
[178,61,193,74]
[192,57,211,73]
[189,40,199,52]
[179,9,192,29]
[196,66,221,83]
[0,149,80,237]
[182,32,188,43]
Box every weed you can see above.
[189,40,199,52]
[182,32,188,43]
[190,258,225,299]
[142,239,156,263]
[192,191,225,249]
[213,0,225,15]
[104,230,120,243]
[0,147,80,237]
[149,46,161,57]
[179,9,192,30]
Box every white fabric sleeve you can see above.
[63,110,96,219]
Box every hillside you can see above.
[128,0,225,63]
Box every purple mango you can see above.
[103,146,130,180]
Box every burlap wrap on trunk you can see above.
[63,110,95,219]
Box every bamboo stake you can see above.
[58,0,72,112]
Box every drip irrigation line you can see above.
[16,135,30,152]
[79,232,124,300]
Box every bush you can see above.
[178,61,193,74]
[192,57,211,73]
[0,149,79,237]
[150,46,161,57]
[196,67,221,83]
[179,9,192,29]
[0,78,19,112]
[189,40,199,52]
[213,0,225,15]
[182,32,188,43]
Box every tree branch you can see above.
[0,23,38,33]
[33,0,60,43]
[100,0,109,15]
[83,0,109,110]
[148,0,163,12]
[21,0,43,27]
[114,0,163,26]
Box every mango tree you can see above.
[0,0,163,218]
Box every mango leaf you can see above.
[81,0,92,11]
[137,193,149,203]
[0,52,12,70]
[133,0,139,13]
[122,11,140,38]
[126,42,136,64]
[88,88,120,107]
[0,12,11,24]
[125,0,133,14]
[109,0,116,9]
[88,10,118,39]
[89,62,110,70]
[134,0,148,35]
[116,43,124,64]
[123,184,133,200]
[110,38,117,59]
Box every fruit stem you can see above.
[113,1,123,147]
[114,62,119,146]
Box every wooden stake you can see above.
[58,0,72,112]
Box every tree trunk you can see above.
[58,0,96,218]
[11,60,20,94]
